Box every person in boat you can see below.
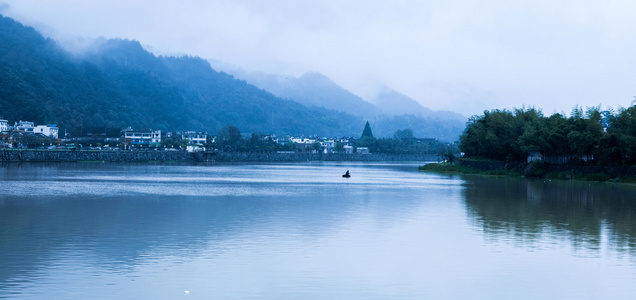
[344,170,350,176]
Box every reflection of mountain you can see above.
[0,165,427,289]
[462,176,636,253]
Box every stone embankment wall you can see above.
[0,150,191,162]
[215,152,439,162]
[1,150,439,163]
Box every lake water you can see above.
[1,162,636,299]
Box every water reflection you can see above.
[3,163,636,299]
[1,162,445,299]
[463,176,636,255]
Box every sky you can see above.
[1,0,636,117]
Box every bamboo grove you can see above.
[459,104,636,165]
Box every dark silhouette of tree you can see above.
[361,121,374,139]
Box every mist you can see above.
[2,0,636,116]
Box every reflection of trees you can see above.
[463,176,636,255]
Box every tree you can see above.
[334,142,344,153]
[440,143,457,164]
[215,126,242,152]
[361,121,374,139]
[393,128,414,141]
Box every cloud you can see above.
[2,0,636,116]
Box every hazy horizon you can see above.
[2,0,635,116]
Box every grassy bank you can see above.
[419,160,636,184]
[418,162,522,177]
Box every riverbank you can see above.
[419,159,636,183]
[215,152,439,162]
[0,149,439,163]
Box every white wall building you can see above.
[344,145,354,154]
[14,120,34,132]
[181,131,207,145]
[124,129,161,146]
[0,119,8,132]
[356,147,370,154]
[34,125,59,139]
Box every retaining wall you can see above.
[0,150,191,162]
[1,150,439,163]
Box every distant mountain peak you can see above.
[371,87,466,122]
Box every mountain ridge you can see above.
[209,61,467,140]
[0,14,465,141]
[0,15,362,137]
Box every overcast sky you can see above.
[2,0,636,116]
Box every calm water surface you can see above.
[1,162,636,299]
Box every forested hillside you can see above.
[0,15,362,137]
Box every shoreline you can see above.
[419,159,636,184]
[0,149,440,163]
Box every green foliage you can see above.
[213,127,293,152]
[459,105,636,167]
[354,135,444,155]
[418,162,481,174]
[372,114,465,142]
[0,15,361,137]
[393,128,414,141]
[439,143,457,164]
[361,121,374,139]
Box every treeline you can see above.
[214,126,294,152]
[356,128,446,155]
[459,105,636,165]
[213,125,446,155]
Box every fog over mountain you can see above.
[210,60,467,140]
[371,88,466,122]
[219,67,381,119]
[3,0,634,118]
[0,15,362,137]
[0,14,465,141]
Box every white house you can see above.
[14,120,34,132]
[344,145,354,154]
[356,147,370,154]
[291,137,318,152]
[181,131,207,145]
[0,119,8,132]
[34,124,59,139]
[124,128,161,146]
[291,137,316,144]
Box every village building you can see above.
[343,145,354,154]
[356,147,370,154]
[0,119,9,132]
[181,131,207,145]
[14,120,35,132]
[123,128,161,147]
[33,124,59,139]
[291,137,317,152]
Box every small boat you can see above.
[342,170,351,178]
